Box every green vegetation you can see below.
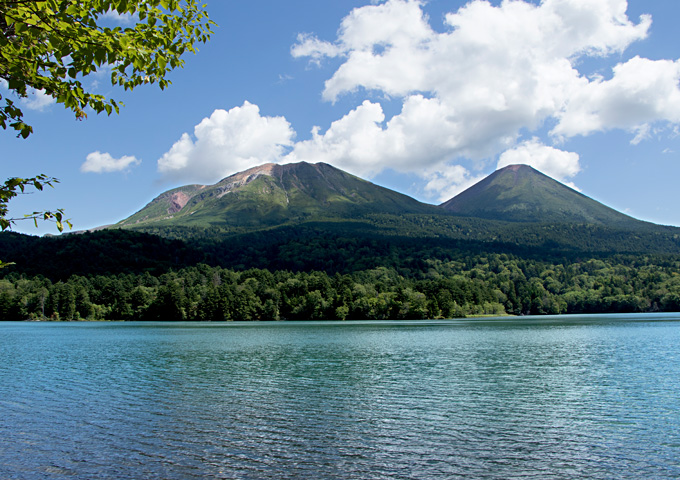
[1,226,680,320]
[118,162,438,229]
[1,0,214,263]
[0,175,72,268]
[1,0,214,137]
[0,229,203,279]
[441,164,642,226]
[2,162,680,320]
[1,254,679,321]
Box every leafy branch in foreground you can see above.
[0,1,214,266]
[0,175,71,268]
[0,0,215,137]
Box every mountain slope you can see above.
[118,162,438,229]
[440,164,643,226]
[4,163,680,283]
[108,161,680,257]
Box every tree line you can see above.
[2,254,680,321]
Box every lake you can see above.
[1,314,679,479]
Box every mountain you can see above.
[111,161,680,256]
[117,162,437,229]
[440,164,643,226]
[122,162,649,232]
[3,162,680,283]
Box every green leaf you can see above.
[1,0,215,138]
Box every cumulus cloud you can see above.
[286,100,387,177]
[157,0,680,200]
[424,166,487,203]
[287,93,516,179]
[291,34,344,64]
[81,152,141,173]
[20,88,55,111]
[296,0,651,105]
[497,139,581,189]
[157,101,295,183]
[552,56,680,138]
[298,0,433,101]
[287,0,671,198]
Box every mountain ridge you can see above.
[440,164,644,227]
[4,162,680,283]
[117,161,439,229]
[102,161,680,258]
[118,161,651,232]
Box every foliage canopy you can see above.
[2,227,680,320]
[0,175,72,268]
[0,0,214,137]
[0,0,214,265]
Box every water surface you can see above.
[1,314,679,479]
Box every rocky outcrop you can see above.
[168,192,191,214]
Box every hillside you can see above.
[4,162,680,283]
[3,161,680,322]
[440,164,644,226]
[108,161,680,262]
[118,162,438,229]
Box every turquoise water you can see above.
[1,314,679,479]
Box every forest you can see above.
[2,221,680,321]
[2,252,680,321]
[2,0,680,322]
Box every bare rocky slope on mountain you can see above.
[3,162,680,281]
[117,162,439,229]
[109,161,680,258]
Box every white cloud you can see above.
[291,34,344,64]
[552,56,680,138]
[312,0,433,101]
[101,10,138,24]
[497,139,581,189]
[154,0,679,201]
[424,166,487,203]
[19,88,55,111]
[296,0,650,105]
[157,101,295,183]
[0,81,54,111]
[288,0,666,198]
[286,94,513,180]
[286,100,387,177]
[630,124,651,146]
[81,152,141,173]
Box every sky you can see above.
[3,0,680,235]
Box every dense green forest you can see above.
[3,216,680,321]
[2,251,680,321]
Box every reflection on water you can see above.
[1,315,679,479]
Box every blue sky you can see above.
[3,0,680,235]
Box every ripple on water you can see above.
[0,318,679,479]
